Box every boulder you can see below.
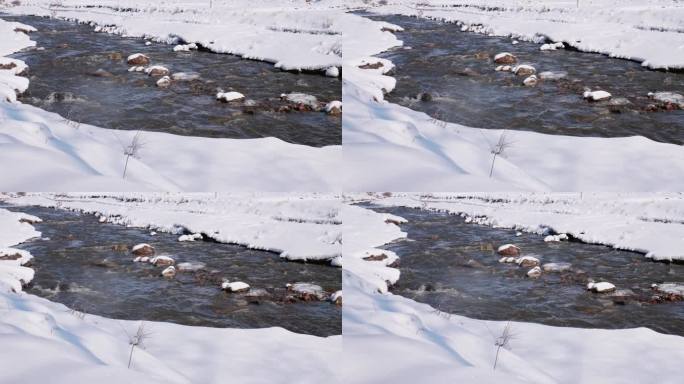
[280,92,320,111]
[497,244,520,256]
[527,266,542,278]
[583,90,612,101]
[89,68,115,78]
[498,256,517,263]
[156,76,171,88]
[161,266,176,277]
[287,282,327,301]
[513,64,536,77]
[216,91,245,102]
[221,281,251,293]
[150,255,175,266]
[517,256,540,268]
[133,256,150,263]
[523,75,538,87]
[127,53,150,65]
[587,281,616,293]
[325,100,342,116]
[651,283,684,301]
[131,243,155,256]
[648,91,684,110]
[171,72,200,81]
[494,52,517,64]
[146,65,170,77]
[330,290,342,306]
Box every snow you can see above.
[126,53,149,64]
[0,7,340,191]
[343,194,684,384]
[150,255,175,266]
[583,90,612,101]
[543,234,568,242]
[4,0,342,72]
[526,266,541,278]
[366,193,684,262]
[131,243,152,252]
[221,281,250,292]
[156,76,171,87]
[325,66,340,77]
[587,281,616,293]
[171,72,200,81]
[325,100,342,113]
[215,91,245,102]
[160,265,176,276]
[281,92,319,108]
[173,43,198,52]
[178,233,202,242]
[0,193,340,383]
[4,193,342,263]
[341,1,684,191]
[648,91,684,108]
[540,42,564,51]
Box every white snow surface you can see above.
[341,1,684,191]
[0,193,340,384]
[343,193,684,384]
[0,6,340,191]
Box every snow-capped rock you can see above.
[583,90,612,101]
[128,66,146,73]
[517,255,540,268]
[587,281,616,293]
[497,244,520,256]
[495,65,512,72]
[280,92,320,111]
[325,66,339,77]
[325,100,342,116]
[221,281,250,293]
[648,91,684,109]
[544,233,569,242]
[494,52,517,64]
[330,290,342,306]
[98,216,107,223]
[542,262,572,272]
[173,43,198,52]
[156,76,171,87]
[178,233,202,242]
[150,255,175,266]
[514,64,536,77]
[161,265,176,277]
[523,75,538,86]
[127,53,149,65]
[133,256,149,263]
[131,243,155,256]
[651,283,684,300]
[540,42,564,51]
[498,256,517,263]
[146,65,170,77]
[216,91,245,102]
[527,266,542,278]
[287,282,326,301]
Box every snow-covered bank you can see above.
[341,2,684,191]
[3,0,344,72]
[348,0,684,71]
[343,193,684,384]
[0,7,340,191]
[0,193,341,384]
[3,192,342,263]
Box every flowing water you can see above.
[4,14,341,147]
[9,205,341,337]
[370,205,684,336]
[366,14,684,145]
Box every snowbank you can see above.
[5,192,342,263]
[343,193,684,384]
[3,0,343,72]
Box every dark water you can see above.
[9,205,341,337]
[367,14,684,145]
[371,205,684,336]
[4,14,341,147]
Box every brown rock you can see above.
[131,243,155,256]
